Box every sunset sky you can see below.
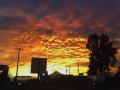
[0,0,120,77]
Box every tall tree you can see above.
[86,33,117,75]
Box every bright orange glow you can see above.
[2,14,119,77]
[0,2,119,77]
[7,34,89,77]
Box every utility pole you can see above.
[15,48,23,80]
[78,63,80,76]
[66,67,68,75]
[68,65,71,75]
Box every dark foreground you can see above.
[0,76,120,90]
[1,82,120,90]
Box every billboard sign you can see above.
[31,58,47,74]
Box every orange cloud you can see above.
[0,0,119,77]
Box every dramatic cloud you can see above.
[0,0,119,76]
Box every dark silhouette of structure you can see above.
[86,33,117,76]
[50,71,64,77]
[0,65,10,85]
[31,57,47,80]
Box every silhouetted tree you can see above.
[86,33,117,76]
[86,33,99,75]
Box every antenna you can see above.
[15,48,23,80]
